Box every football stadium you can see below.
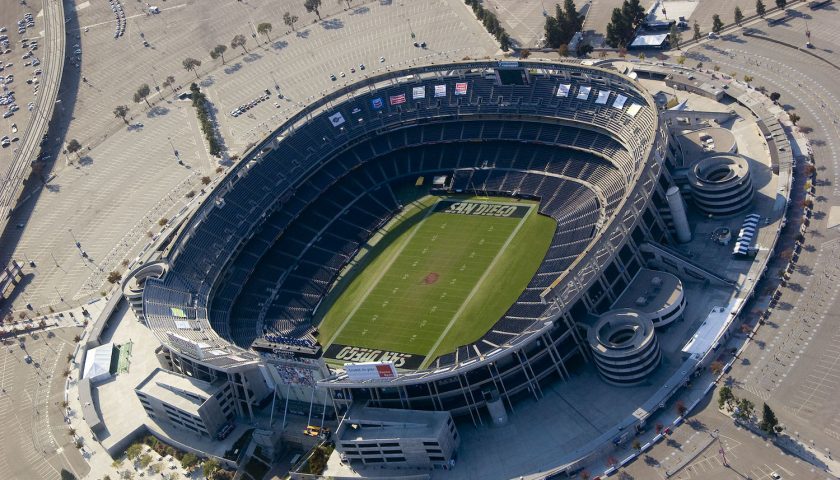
[126,60,671,421]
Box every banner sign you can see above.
[454,82,468,95]
[390,93,406,105]
[324,344,424,370]
[412,86,425,99]
[371,97,384,109]
[344,362,398,381]
[434,84,447,97]
[328,112,345,127]
[556,84,571,97]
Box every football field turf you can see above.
[317,195,555,369]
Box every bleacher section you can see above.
[215,136,618,366]
[140,61,661,372]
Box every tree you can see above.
[66,139,82,160]
[126,443,143,460]
[756,0,766,16]
[304,0,323,20]
[736,397,754,420]
[139,454,153,469]
[770,91,781,103]
[201,176,212,185]
[161,75,176,94]
[759,403,779,435]
[544,0,583,49]
[134,84,151,107]
[578,43,594,57]
[676,399,687,416]
[210,44,227,64]
[718,386,734,409]
[693,21,701,41]
[669,23,682,48]
[776,0,786,9]
[113,105,129,124]
[202,459,221,479]
[182,57,201,79]
[180,453,199,470]
[107,271,122,284]
[789,112,800,125]
[257,22,273,42]
[712,14,724,34]
[710,360,725,376]
[734,6,744,25]
[631,438,642,451]
[606,7,632,48]
[283,12,299,31]
[677,55,686,65]
[744,75,753,83]
[231,33,248,53]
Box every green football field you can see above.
[316,195,555,369]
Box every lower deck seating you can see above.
[213,134,620,365]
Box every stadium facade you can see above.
[126,61,677,424]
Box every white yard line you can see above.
[424,204,534,361]
[325,200,436,346]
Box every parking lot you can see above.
[0,0,497,314]
[0,0,46,172]
[0,327,88,480]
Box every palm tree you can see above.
[210,44,227,64]
[304,0,323,20]
[257,22,273,42]
[756,0,766,16]
[283,12,299,31]
[66,139,82,161]
[182,57,202,78]
[231,34,248,53]
[133,84,151,107]
[161,75,176,95]
[113,105,129,124]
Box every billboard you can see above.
[344,361,399,381]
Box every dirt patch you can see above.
[422,272,440,285]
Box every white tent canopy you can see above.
[83,343,114,383]
[630,34,669,48]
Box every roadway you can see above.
[0,0,64,238]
